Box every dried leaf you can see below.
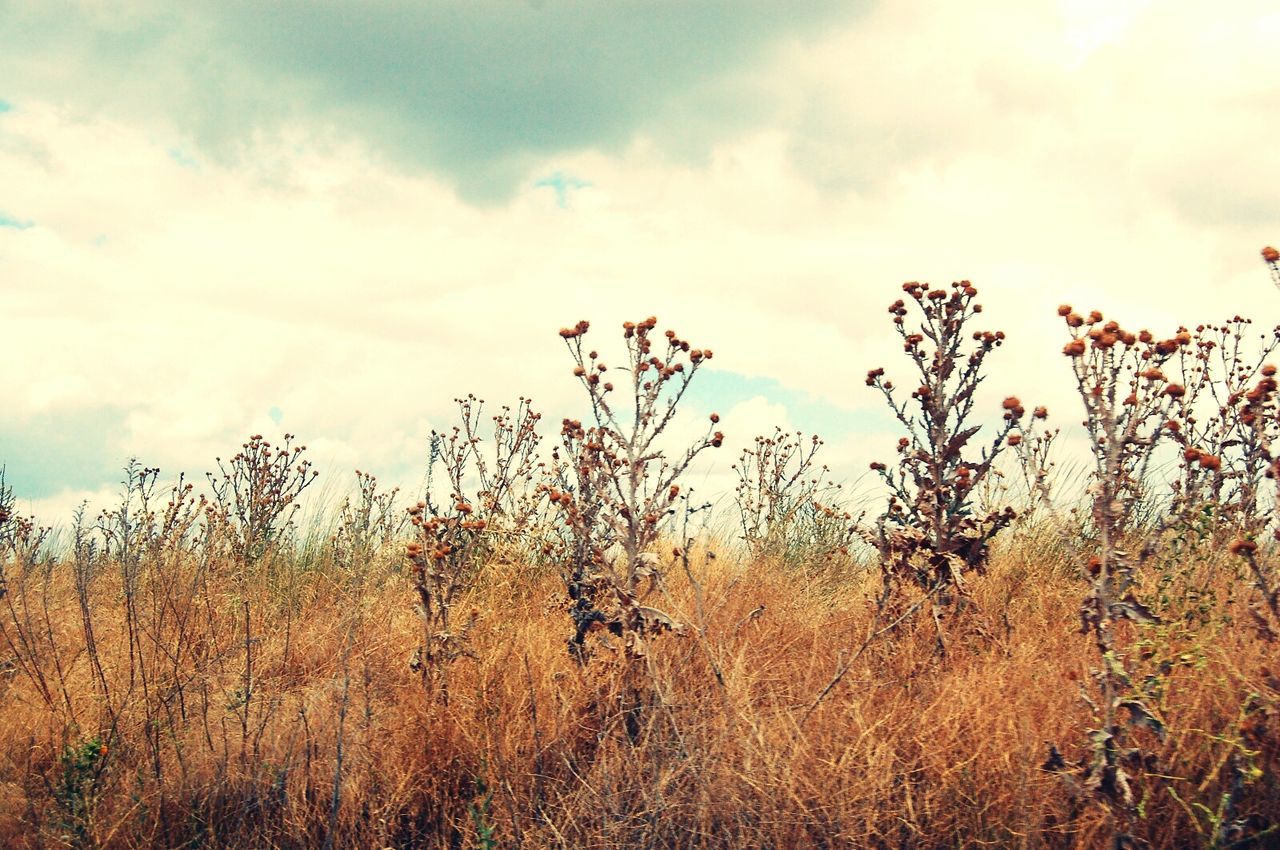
[1111,594,1160,625]
[1119,698,1166,741]
[1041,744,1066,773]
[636,605,685,636]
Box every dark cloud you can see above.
[0,0,866,202]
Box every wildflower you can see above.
[1263,246,1280,263]
[1229,538,1258,555]
[1064,339,1086,356]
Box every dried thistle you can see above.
[549,316,720,663]
[865,281,1029,611]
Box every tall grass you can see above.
[0,532,1274,848]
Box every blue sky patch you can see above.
[0,99,12,113]
[534,171,591,208]
[0,211,33,230]
[0,406,131,499]
[691,369,892,439]
[167,147,200,169]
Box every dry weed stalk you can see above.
[1046,305,1194,847]
[404,396,544,695]
[1008,415,1060,520]
[207,433,318,566]
[1164,318,1280,535]
[1225,360,1280,635]
[733,428,858,568]
[332,470,403,578]
[549,317,722,662]
[865,281,1027,607]
[0,467,50,583]
[429,395,547,556]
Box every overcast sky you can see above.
[2,0,1279,522]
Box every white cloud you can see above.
[2,0,1279,525]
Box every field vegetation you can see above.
[3,259,1280,848]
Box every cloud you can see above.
[2,0,1280,524]
[0,0,865,202]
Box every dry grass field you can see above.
[0,529,1275,849]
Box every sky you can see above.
[2,0,1280,523]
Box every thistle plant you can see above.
[550,317,722,662]
[864,281,1027,603]
[332,470,403,578]
[0,467,48,579]
[404,396,544,695]
[1263,246,1280,291]
[733,428,857,568]
[1046,305,1192,846]
[1225,363,1280,635]
[207,434,318,565]
[427,395,546,556]
[404,498,483,699]
[1163,318,1280,536]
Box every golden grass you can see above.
[0,537,1276,849]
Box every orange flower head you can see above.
[1229,538,1258,556]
